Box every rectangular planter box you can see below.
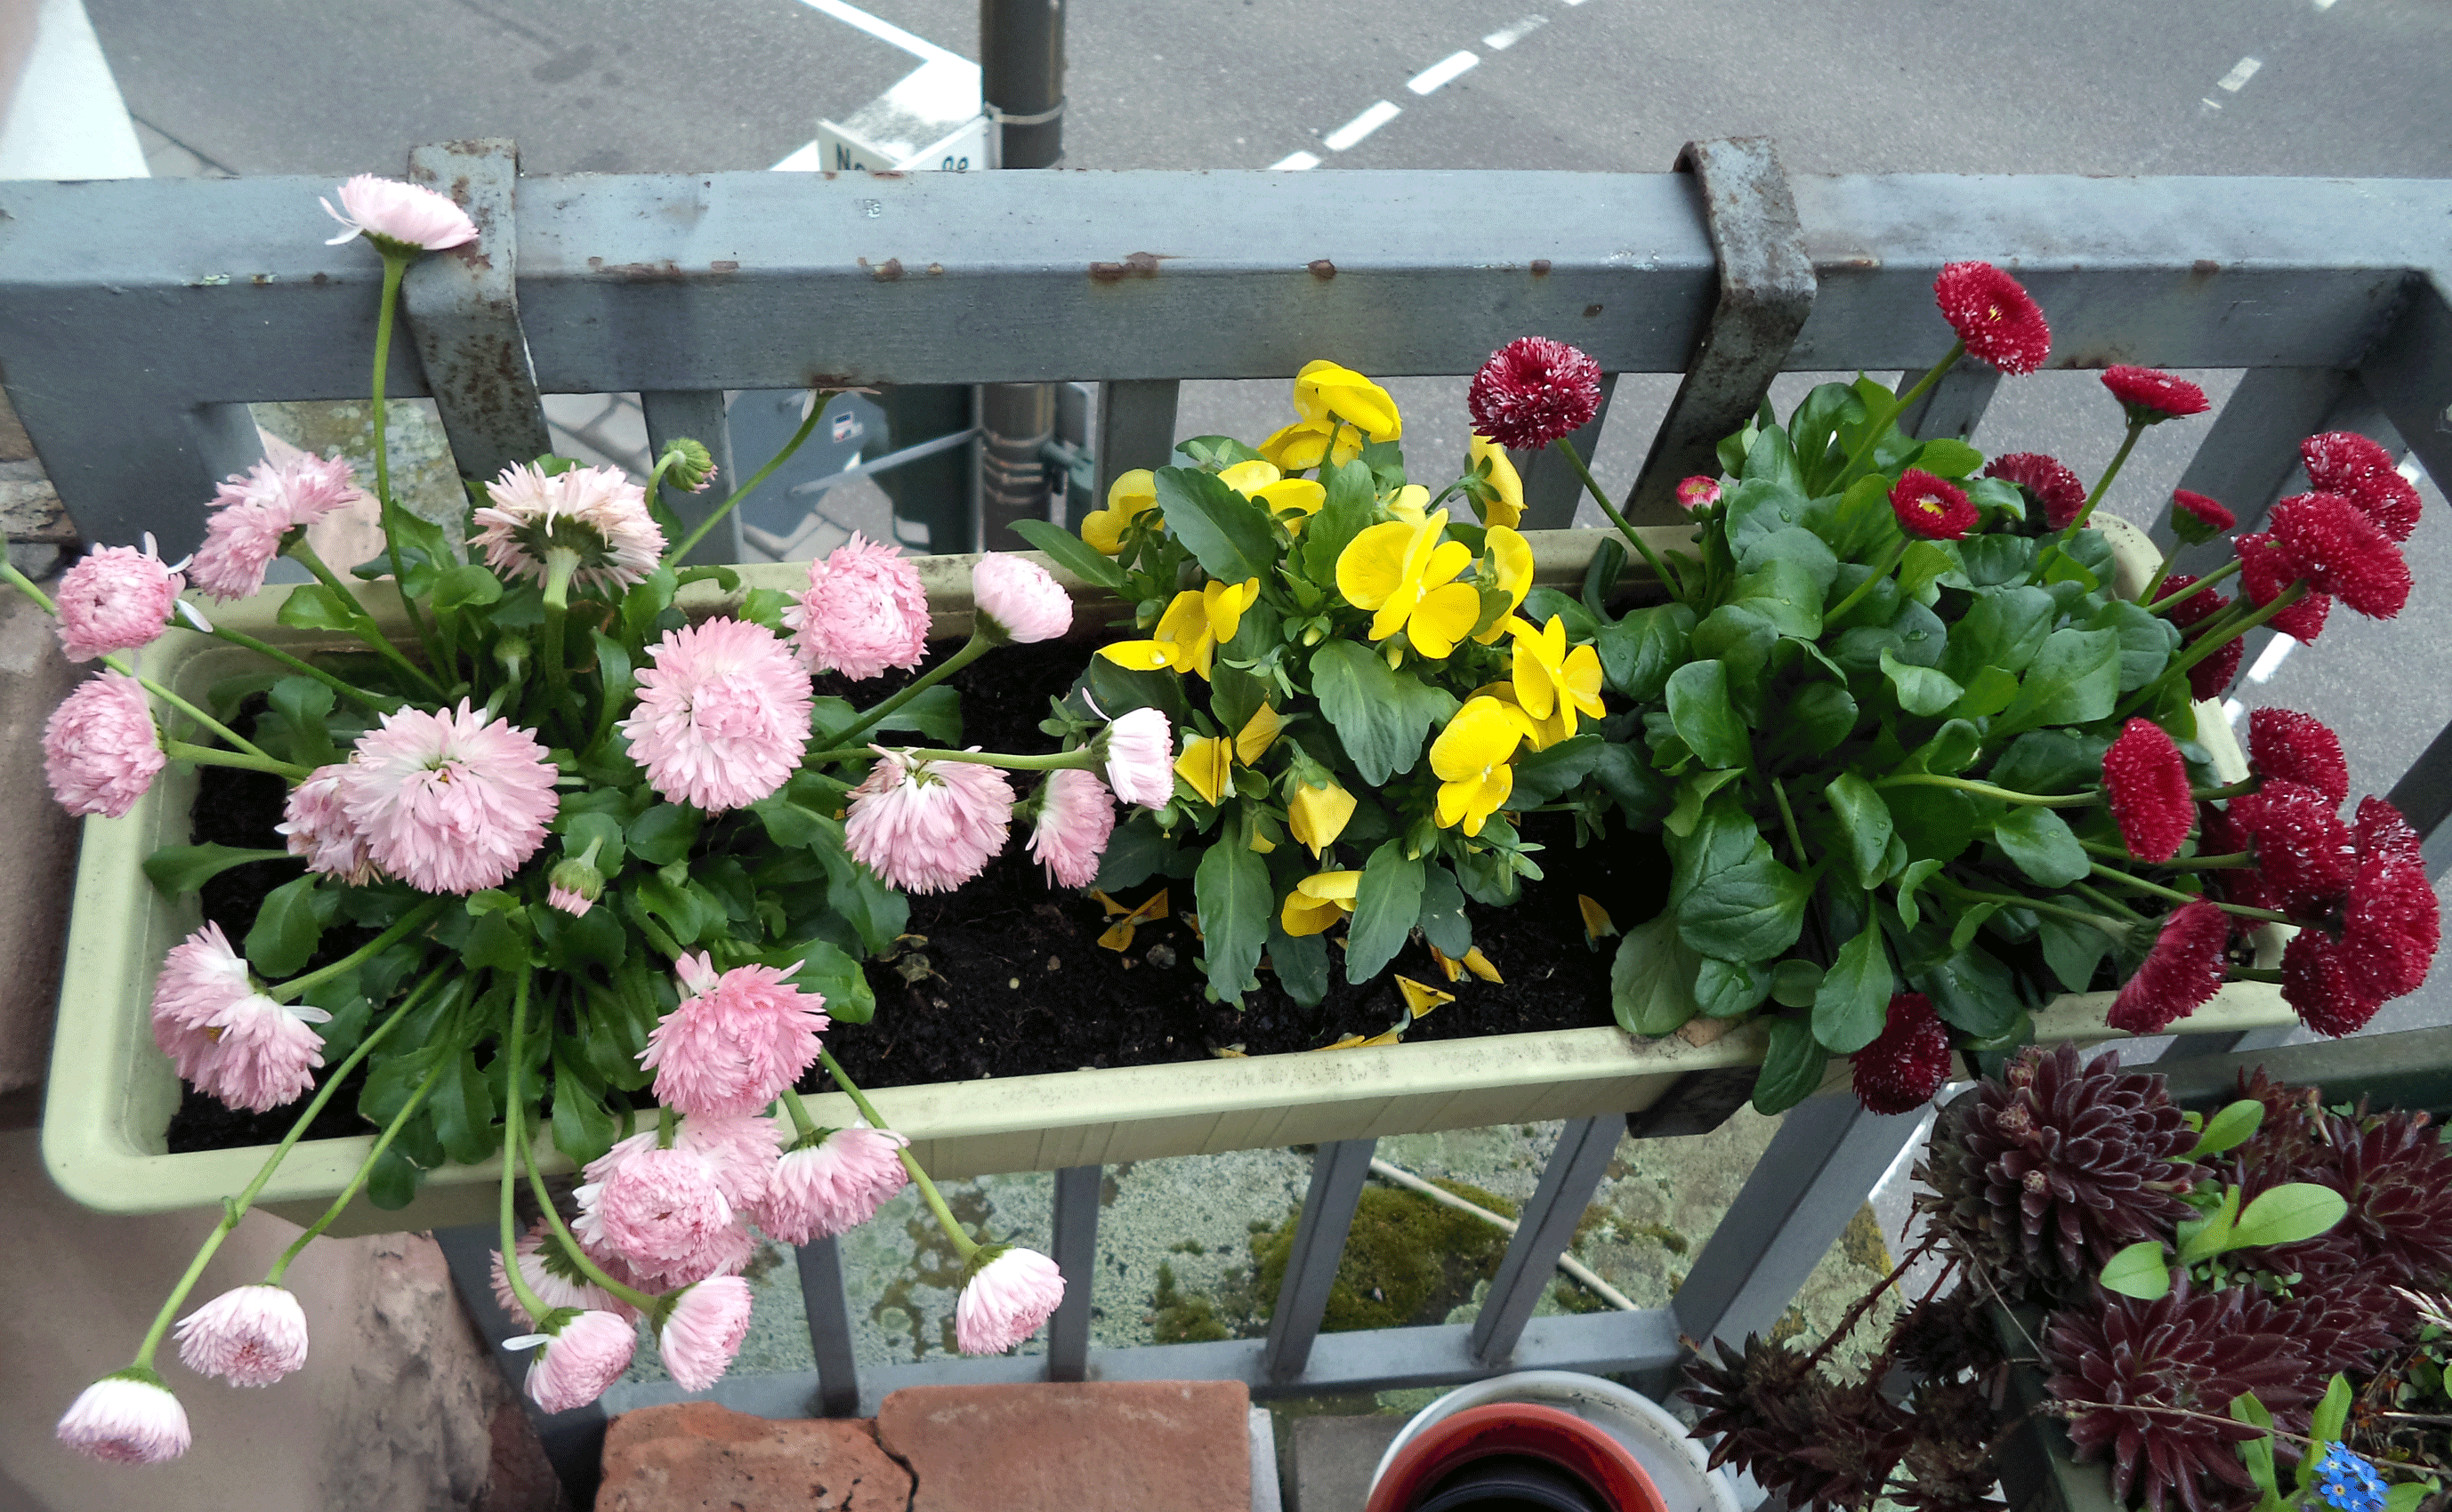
[41,529,2297,1235]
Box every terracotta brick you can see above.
[876,1382,1252,1512]
[595,1402,911,1512]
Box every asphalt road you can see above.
[85,0,2452,1038]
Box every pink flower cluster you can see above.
[189,452,362,602]
[785,533,930,680]
[43,672,165,818]
[619,617,813,812]
[149,923,330,1114]
[972,552,1072,644]
[173,1284,311,1387]
[759,1124,910,1245]
[955,1246,1067,1355]
[339,702,559,893]
[641,953,829,1117]
[54,540,187,662]
[1028,768,1116,889]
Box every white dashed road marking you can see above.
[1482,15,1548,49]
[2216,57,2263,92]
[2249,633,2299,683]
[1323,101,1402,151]
[1270,150,1321,171]
[1408,51,1480,95]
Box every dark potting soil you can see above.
[165,640,1666,1150]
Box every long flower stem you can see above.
[1770,777,1807,869]
[1934,876,2128,937]
[270,899,447,1004]
[289,539,445,699]
[818,632,994,755]
[1823,536,1909,627]
[1553,437,1682,602]
[206,625,401,712]
[2077,837,2252,868]
[270,1053,447,1286]
[2116,583,2307,720]
[2088,861,2293,922]
[664,391,835,566]
[779,1085,823,1142]
[512,1114,661,1316]
[2069,880,2149,922]
[2141,544,2182,606]
[538,547,585,740]
[819,1049,975,1258]
[1875,774,2101,808]
[368,248,442,670]
[162,740,312,780]
[492,971,565,1324]
[2146,559,2240,615]
[2033,419,2146,577]
[1834,340,1964,490]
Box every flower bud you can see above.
[548,855,604,917]
[659,438,719,494]
[494,633,531,682]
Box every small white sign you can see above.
[802,55,996,173]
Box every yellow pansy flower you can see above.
[1431,696,1534,836]
[1258,418,1365,473]
[1508,614,1608,736]
[1279,869,1362,937]
[1175,733,1233,806]
[1468,435,1524,528]
[1220,459,1328,533]
[1396,976,1456,1017]
[1384,484,1431,523]
[1292,360,1403,439]
[1469,526,1536,645]
[1097,577,1261,680]
[1335,509,1481,659]
[1234,704,1282,764]
[1081,468,1160,555]
[1287,781,1357,857]
[1466,679,1569,752]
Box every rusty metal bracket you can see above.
[1625,138,1817,523]
[402,141,553,496]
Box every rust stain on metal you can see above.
[587,259,689,281]
[806,370,866,390]
[872,257,906,282]
[1530,258,1553,277]
[311,272,328,285]
[1308,259,1336,279]
[710,260,740,273]
[1089,251,1166,284]
[2190,259,2221,278]
[927,262,946,277]
[1584,303,1604,318]
[250,273,273,286]
[870,170,906,180]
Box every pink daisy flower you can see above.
[192,993,329,1114]
[277,762,378,883]
[954,1245,1066,1355]
[56,1371,190,1464]
[1097,706,1175,809]
[576,1114,778,1282]
[1674,476,1721,511]
[783,533,931,680]
[470,462,665,592]
[972,552,1073,644]
[754,1122,910,1244]
[339,702,557,895]
[321,173,479,252]
[657,1275,754,1393]
[491,1220,633,1327]
[174,1284,311,1387]
[579,1146,734,1275]
[151,922,257,1082]
[1027,768,1115,889]
[843,750,1014,894]
[618,617,813,813]
[640,952,829,1118]
[55,539,189,662]
[512,1310,636,1414]
[188,453,363,601]
[43,671,164,818]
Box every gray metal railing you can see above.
[10,141,2451,1500]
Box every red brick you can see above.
[876,1382,1251,1512]
[596,1402,911,1511]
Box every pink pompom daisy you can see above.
[1097,705,1175,809]
[174,1284,310,1387]
[754,1122,910,1244]
[492,1220,631,1327]
[954,1245,1066,1355]
[56,1371,190,1464]
[1027,768,1116,889]
[277,763,378,883]
[188,453,363,601]
[43,671,164,818]
[471,462,665,593]
[2101,718,2196,864]
[641,952,829,1117]
[515,1310,636,1413]
[577,1114,779,1283]
[784,532,931,680]
[1674,476,1721,511]
[321,173,479,253]
[2101,366,2210,424]
[340,701,557,894]
[583,1146,734,1275]
[843,750,1015,894]
[1466,337,1604,450]
[151,921,256,1082]
[55,540,188,662]
[657,1275,754,1392]
[192,992,329,1114]
[972,552,1073,644]
[619,617,813,813]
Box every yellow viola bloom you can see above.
[1430,696,1533,836]
[1280,869,1362,937]
[1335,509,1483,659]
[1097,576,1259,680]
[1396,976,1456,1018]
[1385,484,1431,523]
[1258,418,1365,473]
[1470,526,1536,645]
[1175,734,1233,806]
[1292,360,1403,440]
[1287,781,1357,857]
[1218,460,1328,532]
[1234,704,1282,764]
[1469,435,1524,528]
[1095,888,1171,952]
[1508,614,1608,736]
[1218,459,1280,497]
[1081,468,1160,555]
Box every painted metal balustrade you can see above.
[6,140,2451,1496]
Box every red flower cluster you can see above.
[2230,779,2357,911]
[2101,366,2211,423]
[1465,337,1602,450]
[1984,452,2086,530]
[1888,469,1978,541]
[2108,899,2231,1034]
[1849,993,1952,1115]
[2235,531,2335,644]
[2167,489,2234,543]
[2101,718,2195,863]
[2269,491,2413,621]
[2303,430,2422,543]
[1932,261,2051,375]
[2246,707,2348,805]
[2155,574,2243,700]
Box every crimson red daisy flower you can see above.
[2341,851,2440,1001]
[2269,492,2412,621]
[1465,337,1603,450]
[2102,718,2195,863]
[2156,573,2229,631]
[2168,489,2235,544]
[1932,261,2051,375]
[2236,531,2335,644]
[2282,930,2383,1038]
[2101,366,2211,424]
[2109,899,2232,1034]
[2229,778,2357,914]
[2303,431,2423,543]
[1849,993,1952,1115]
[1888,469,1978,540]
[1984,452,2087,529]
[2246,709,2348,805]
[2201,804,2284,915]
[2188,635,2245,702]
[2353,793,2424,869]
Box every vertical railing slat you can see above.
[1892,358,1999,443]
[1046,1163,1102,1382]
[399,140,553,494]
[1469,1114,1625,1368]
[1262,1138,1376,1382]
[432,1222,609,1499]
[2157,366,2353,571]
[797,1235,863,1418]
[1085,380,1181,527]
[641,390,743,565]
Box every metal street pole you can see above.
[975,0,1066,551]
